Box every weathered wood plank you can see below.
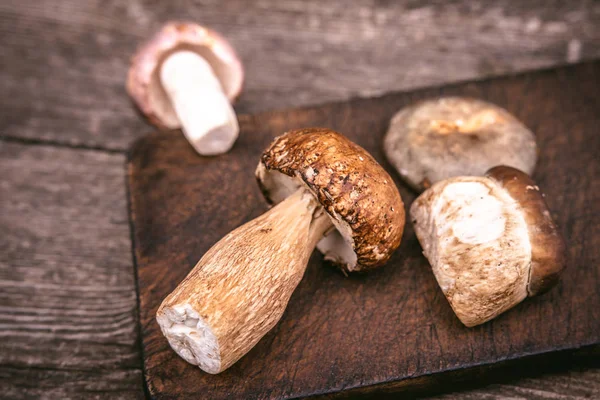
[0,141,144,398]
[0,0,599,150]
[434,365,600,400]
[0,367,144,400]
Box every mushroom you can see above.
[127,22,244,155]
[384,97,537,192]
[410,165,566,327]
[156,128,405,373]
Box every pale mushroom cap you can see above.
[256,128,405,272]
[384,97,537,192]
[410,166,565,326]
[126,21,244,129]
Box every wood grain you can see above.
[1,0,600,398]
[432,364,600,400]
[1,0,599,150]
[0,142,144,399]
[129,62,600,399]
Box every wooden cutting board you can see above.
[127,62,600,399]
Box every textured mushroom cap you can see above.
[410,166,565,326]
[256,128,405,272]
[486,166,566,295]
[127,22,244,129]
[384,97,537,192]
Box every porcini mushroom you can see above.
[410,165,566,327]
[127,22,243,155]
[384,97,537,192]
[157,128,405,373]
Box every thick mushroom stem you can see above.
[156,188,333,374]
[160,51,239,156]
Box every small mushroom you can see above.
[384,97,537,192]
[157,128,405,373]
[127,22,244,155]
[410,166,566,327]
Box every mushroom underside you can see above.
[257,165,358,269]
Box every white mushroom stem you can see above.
[156,188,333,374]
[160,50,239,156]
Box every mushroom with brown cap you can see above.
[127,22,244,156]
[410,165,566,327]
[384,97,537,192]
[156,128,405,373]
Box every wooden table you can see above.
[1,1,599,398]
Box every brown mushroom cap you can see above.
[384,97,537,192]
[126,22,244,129]
[256,128,405,272]
[486,166,566,295]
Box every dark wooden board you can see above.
[127,62,600,399]
[0,143,144,399]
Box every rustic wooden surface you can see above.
[129,62,600,399]
[0,143,144,399]
[2,0,600,150]
[1,0,600,398]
